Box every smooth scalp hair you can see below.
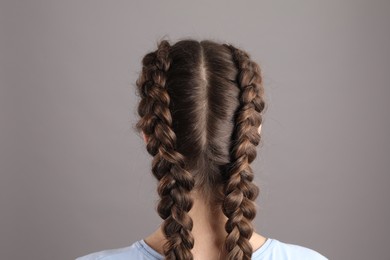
[135,38,266,260]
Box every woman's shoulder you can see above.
[253,237,328,260]
[75,240,162,260]
[76,238,328,260]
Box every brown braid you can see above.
[135,40,195,260]
[221,44,266,260]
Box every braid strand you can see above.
[136,40,195,260]
[222,43,266,260]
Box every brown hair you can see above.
[135,38,266,260]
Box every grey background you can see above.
[1,1,389,259]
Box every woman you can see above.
[76,39,327,260]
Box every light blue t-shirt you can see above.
[76,238,328,260]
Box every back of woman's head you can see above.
[135,38,266,260]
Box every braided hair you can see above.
[221,44,265,260]
[135,39,266,260]
[135,40,195,259]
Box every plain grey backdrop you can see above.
[1,1,389,259]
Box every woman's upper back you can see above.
[76,237,328,260]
